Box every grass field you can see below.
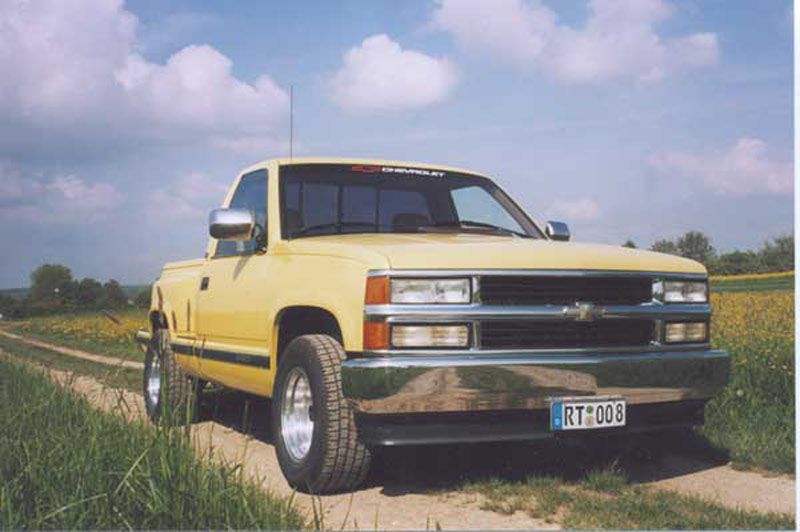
[0,357,304,530]
[1,282,794,529]
[10,309,147,362]
[0,334,142,392]
[710,271,794,293]
[702,290,795,472]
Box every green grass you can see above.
[6,308,147,363]
[10,328,145,363]
[701,333,795,473]
[466,466,794,529]
[0,335,141,393]
[564,487,793,529]
[0,357,305,530]
[698,289,796,473]
[711,276,794,293]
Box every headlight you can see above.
[654,280,708,303]
[664,321,708,343]
[391,278,471,304]
[391,324,470,348]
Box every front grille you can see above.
[480,276,653,306]
[480,319,655,350]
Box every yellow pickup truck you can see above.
[136,157,729,493]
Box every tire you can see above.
[143,328,201,425]
[272,334,371,493]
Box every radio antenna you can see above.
[289,84,294,160]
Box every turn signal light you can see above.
[365,276,390,305]
[363,321,389,350]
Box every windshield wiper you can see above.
[426,220,534,239]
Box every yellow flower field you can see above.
[710,290,794,377]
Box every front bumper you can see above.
[342,349,730,415]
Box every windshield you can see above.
[280,163,543,239]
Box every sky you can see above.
[0,0,793,288]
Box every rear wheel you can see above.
[272,334,371,493]
[143,329,201,424]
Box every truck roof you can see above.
[239,157,486,178]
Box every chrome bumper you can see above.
[341,349,729,414]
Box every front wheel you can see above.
[272,334,371,493]
[143,329,201,424]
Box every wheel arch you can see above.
[274,305,345,367]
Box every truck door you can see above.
[195,169,274,395]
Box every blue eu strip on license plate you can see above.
[551,401,564,430]
[550,398,626,431]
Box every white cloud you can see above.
[431,0,719,84]
[0,162,124,224]
[650,138,793,196]
[546,197,601,222]
[0,0,288,155]
[329,34,458,111]
[148,172,229,223]
[116,45,287,141]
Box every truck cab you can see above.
[137,158,729,493]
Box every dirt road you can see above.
[0,333,795,529]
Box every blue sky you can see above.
[0,0,793,288]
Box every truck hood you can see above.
[284,233,705,274]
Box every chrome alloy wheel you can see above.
[146,352,161,408]
[281,367,315,461]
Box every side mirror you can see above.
[545,220,570,242]
[209,208,255,241]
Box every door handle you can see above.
[200,277,210,291]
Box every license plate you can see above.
[550,398,626,431]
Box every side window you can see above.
[215,169,268,258]
[451,185,525,233]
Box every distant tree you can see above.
[101,280,128,308]
[29,264,73,303]
[622,240,637,249]
[709,250,760,275]
[134,286,152,308]
[76,278,104,307]
[0,294,27,319]
[58,280,80,308]
[676,231,716,264]
[650,239,679,255]
[759,235,793,273]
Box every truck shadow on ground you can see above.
[197,387,730,496]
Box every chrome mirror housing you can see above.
[209,208,255,241]
[545,220,570,242]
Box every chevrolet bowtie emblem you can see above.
[563,302,606,322]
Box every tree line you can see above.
[1,233,792,318]
[623,232,793,275]
[0,264,151,319]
